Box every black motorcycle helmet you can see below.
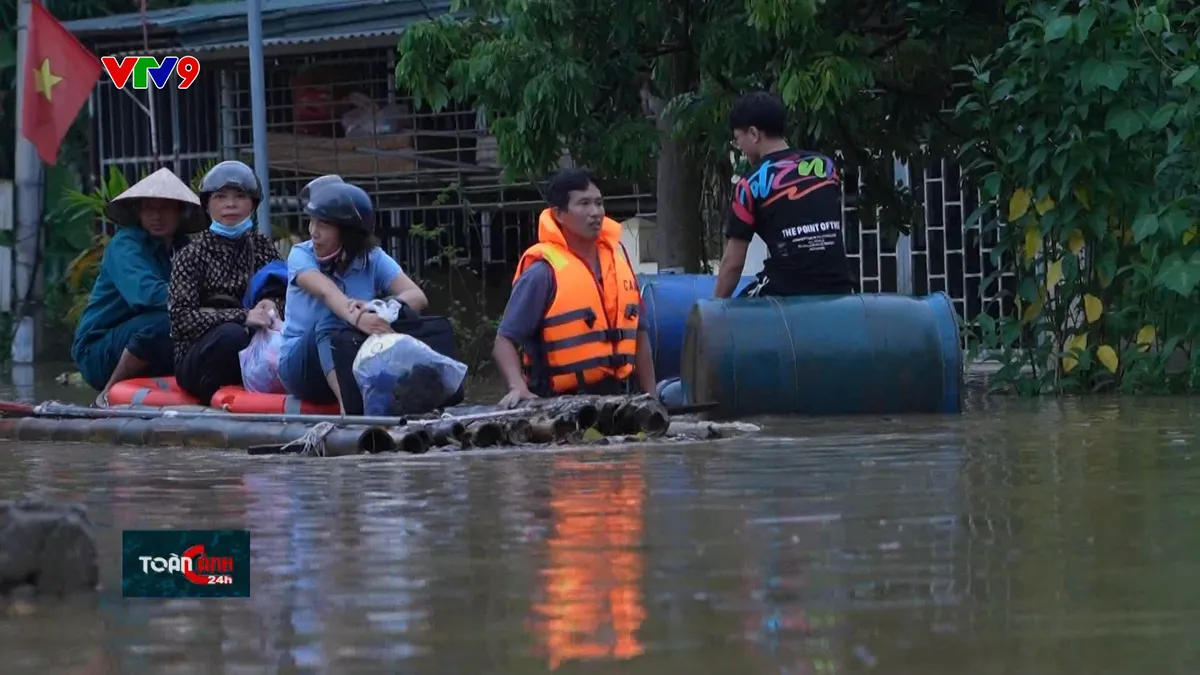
[303,182,375,234]
[299,174,344,205]
[198,160,261,209]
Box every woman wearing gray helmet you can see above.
[167,160,286,404]
[278,176,427,412]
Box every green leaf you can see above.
[1160,208,1191,241]
[1044,15,1073,42]
[1142,11,1166,34]
[1018,276,1040,303]
[1074,8,1098,42]
[1132,213,1160,243]
[1081,61,1130,92]
[1173,65,1199,87]
[975,313,996,340]
[1148,103,1178,131]
[982,173,1001,199]
[1154,253,1200,297]
[1100,64,1131,91]
[1028,146,1048,175]
[1105,107,1144,140]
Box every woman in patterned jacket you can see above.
[168,160,286,404]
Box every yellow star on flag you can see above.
[33,58,63,102]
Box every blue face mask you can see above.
[209,217,254,239]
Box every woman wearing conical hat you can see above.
[71,167,205,405]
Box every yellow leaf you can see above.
[1123,228,1133,245]
[1046,258,1064,288]
[65,239,109,292]
[1136,325,1156,352]
[1009,188,1032,221]
[1083,294,1103,323]
[1035,195,1055,215]
[1067,230,1086,255]
[1096,345,1119,374]
[581,426,604,442]
[1062,334,1088,373]
[1073,185,1091,210]
[1184,226,1198,245]
[1023,227,1041,262]
[1022,301,1043,324]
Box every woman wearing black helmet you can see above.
[167,160,286,404]
[278,177,428,412]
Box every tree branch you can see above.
[866,26,911,59]
[642,42,688,59]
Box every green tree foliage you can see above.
[960,1,1200,394]
[395,0,1006,269]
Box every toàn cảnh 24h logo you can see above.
[100,55,201,90]
[122,529,250,598]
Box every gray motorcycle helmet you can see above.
[198,160,261,210]
[300,174,344,205]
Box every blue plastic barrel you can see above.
[638,274,755,381]
[680,292,963,417]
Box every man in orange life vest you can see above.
[493,168,657,408]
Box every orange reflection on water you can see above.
[531,457,647,670]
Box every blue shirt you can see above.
[71,226,187,357]
[279,241,403,369]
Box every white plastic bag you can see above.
[363,298,403,323]
[239,315,286,394]
[352,333,468,416]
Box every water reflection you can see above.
[9,364,35,402]
[531,456,647,669]
[743,515,844,675]
[3,398,1200,673]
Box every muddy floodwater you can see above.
[1,363,1199,674]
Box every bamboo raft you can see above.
[0,395,752,457]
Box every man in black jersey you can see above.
[713,91,856,299]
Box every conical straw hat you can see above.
[105,167,206,233]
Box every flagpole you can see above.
[12,0,45,365]
[247,0,271,235]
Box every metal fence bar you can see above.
[893,157,914,295]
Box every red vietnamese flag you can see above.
[21,0,102,165]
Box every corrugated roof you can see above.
[63,0,451,38]
[130,27,416,57]
[64,0,331,34]
[183,1,451,48]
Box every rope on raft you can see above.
[280,421,337,457]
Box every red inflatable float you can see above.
[210,386,341,415]
[106,376,340,414]
[106,376,199,407]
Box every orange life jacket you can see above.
[513,209,641,395]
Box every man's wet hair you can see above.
[546,168,600,210]
[729,91,788,138]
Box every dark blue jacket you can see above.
[71,226,187,356]
[243,260,289,308]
